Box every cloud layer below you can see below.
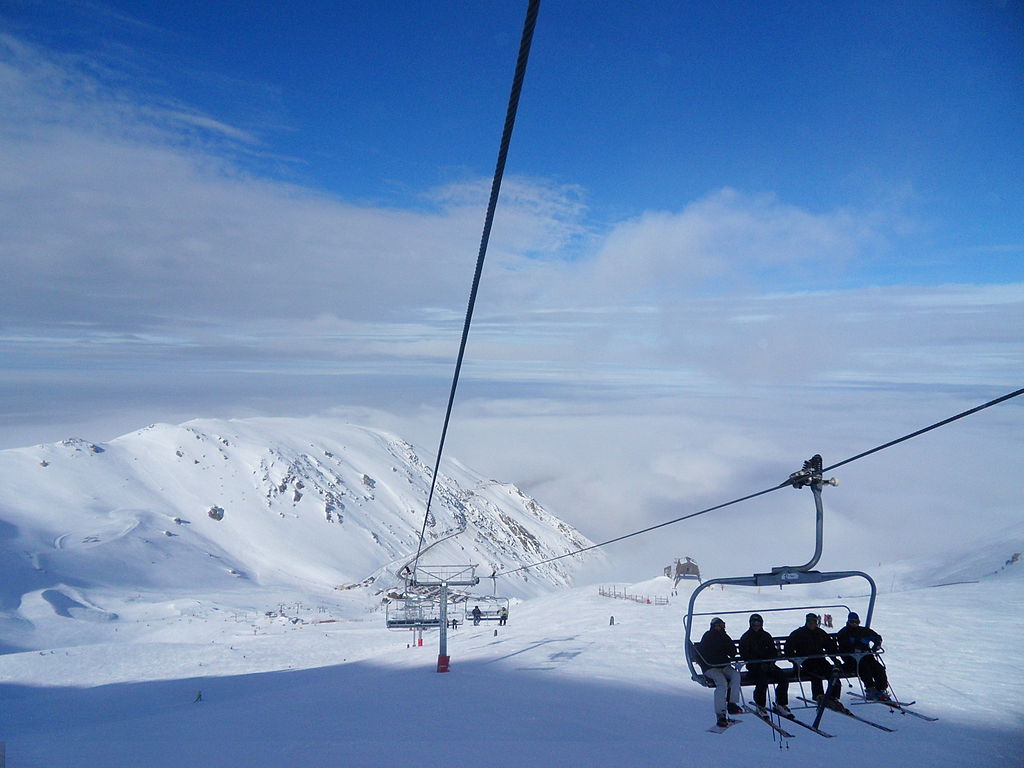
[2,34,1021,578]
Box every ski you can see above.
[706,718,741,733]
[778,712,834,738]
[848,693,938,721]
[797,697,896,732]
[742,704,794,738]
[847,692,921,708]
[887,706,937,722]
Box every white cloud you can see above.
[11,30,1018,398]
[2,33,1022,578]
[574,189,883,303]
[0,37,588,333]
[161,109,261,145]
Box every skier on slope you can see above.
[695,617,744,728]
[836,612,890,701]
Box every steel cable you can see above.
[499,386,1024,578]
[412,0,542,574]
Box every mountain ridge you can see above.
[0,416,599,652]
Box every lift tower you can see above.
[408,564,479,672]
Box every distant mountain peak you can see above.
[0,416,599,650]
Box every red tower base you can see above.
[436,655,450,673]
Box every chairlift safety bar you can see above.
[687,603,855,620]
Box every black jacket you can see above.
[836,624,882,655]
[785,625,838,658]
[697,628,738,668]
[739,627,779,664]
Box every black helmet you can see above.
[749,613,764,624]
[710,617,725,628]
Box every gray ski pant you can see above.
[706,665,741,715]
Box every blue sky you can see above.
[1,1,1022,562]
[6,0,1022,283]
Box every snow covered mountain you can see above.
[0,419,1021,766]
[0,417,598,652]
[871,518,1024,592]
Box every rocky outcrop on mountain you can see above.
[0,417,598,624]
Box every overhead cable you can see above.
[821,386,1024,473]
[412,0,542,574]
[500,483,787,577]
[499,386,1024,578]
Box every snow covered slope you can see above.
[0,564,1019,767]
[873,520,1024,591]
[1,417,1019,767]
[0,417,597,652]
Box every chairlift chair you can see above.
[682,456,880,710]
[462,595,511,623]
[384,596,443,630]
[384,564,480,631]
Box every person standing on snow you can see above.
[696,617,744,728]
[836,612,889,700]
[739,613,792,718]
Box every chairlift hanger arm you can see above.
[774,454,838,574]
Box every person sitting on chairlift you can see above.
[498,606,509,626]
[471,605,482,626]
[785,613,843,709]
[836,612,890,701]
[696,617,744,728]
[739,613,792,718]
